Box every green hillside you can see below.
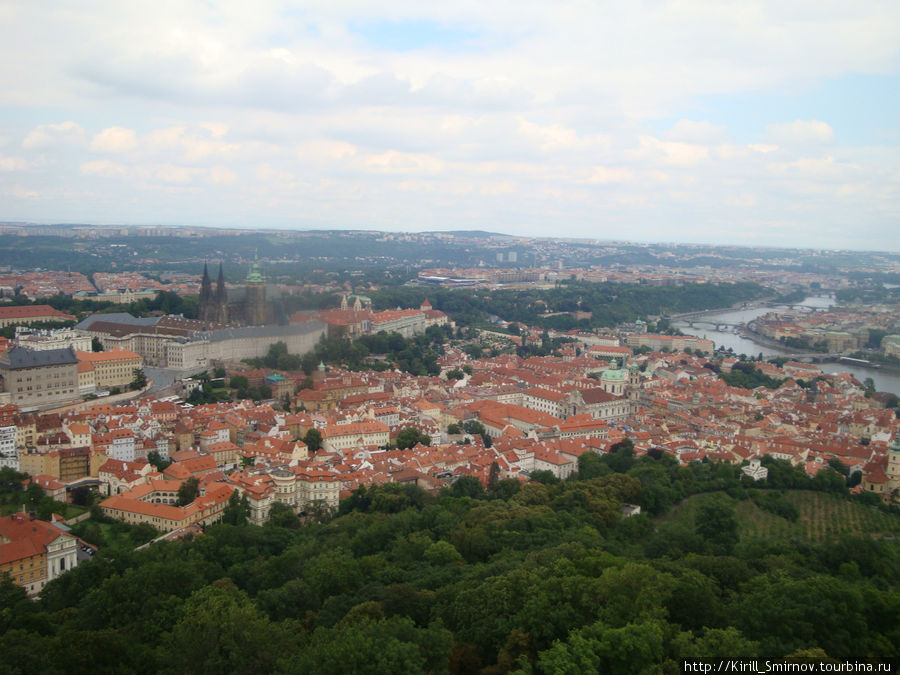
[663,490,900,542]
[3,451,900,673]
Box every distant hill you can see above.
[425,230,510,238]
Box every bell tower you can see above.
[244,256,267,326]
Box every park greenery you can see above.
[4,444,900,672]
[244,328,452,379]
[0,467,88,520]
[369,280,767,331]
[706,361,786,390]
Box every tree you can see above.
[130,368,148,391]
[448,476,485,499]
[488,461,501,491]
[265,501,301,529]
[489,478,521,500]
[447,423,462,435]
[147,450,171,472]
[606,439,635,473]
[395,427,431,450]
[303,428,323,453]
[176,477,200,507]
[530,470,560,485]
[164,580,286,674]
[695,497,739,555]
[220,490,250,526]
[578,451,610,480]
[91,337,104,352]
[228,375,248,391]
[828,458,849,477]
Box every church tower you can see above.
[214,263,228,324]
[199,263,214,324]
[244,257,267,326]
[886,437,900,500]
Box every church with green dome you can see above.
[599,359,627,396]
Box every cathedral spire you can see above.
[215,263,226,302]
[199,262,212,303]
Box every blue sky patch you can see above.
[351,19,479,52]
[657,72,900,145]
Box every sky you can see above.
[0,1,898,251]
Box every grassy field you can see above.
[662,490,900,542]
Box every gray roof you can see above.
[1,347,78,369]
[76,313,161,331]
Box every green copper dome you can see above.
[602,358,626,380]
[246,260,265,284]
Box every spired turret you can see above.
[213,263,228,324]
[215,263,227,303]
[199,263,215,324]
[199,263,212,304]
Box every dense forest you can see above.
[4,449,900,673]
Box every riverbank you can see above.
[672,295,900,395]
[738,325,900,376]
[740,322,826,357]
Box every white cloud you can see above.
[80,159,128,177]
[10,185,39,199]
[365,150,443,174]
[585,166,634,183]
[298,140,358,162]
[0,2,897,248]
[91,127,138,154]
[0,154,29,171]
[628,136,710,166]
[768,156,859,179]
[765,120,835,145]
[663,120,730,145]
[22,121,85,149]
[208,166,236,184]
[148,164,198,184]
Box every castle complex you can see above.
[198,261,281,327]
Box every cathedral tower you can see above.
[214,263,228,324]
[244,258,267,326]
[199,263,214,324]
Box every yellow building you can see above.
[321,420,390,451]
[19,447,91,481]
[100,482,233,532]
[0,513,79,596]
[75,348,143,389]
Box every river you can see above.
[672,297,900,395]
